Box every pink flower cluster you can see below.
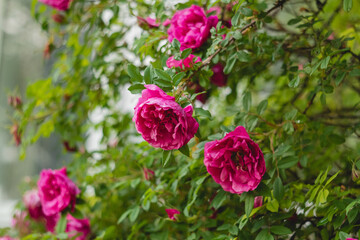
[15,168,91,239]
[166,55,201,70]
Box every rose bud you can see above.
[133,85,199,150]
[10,124,21,146]
[63,141,77,152]
[204,126,266,194]
[211,63,228,87]
[23,190,44,220]
[165,209,180,221]
[65,214,91,240]
[52,13,66,23]
[8,96,22,108]
[37,167,80,216]
[166,54,201,70]
[168,5,218,50]
[39,0,71,11]
[143,168,155,181]
[254,196,263,208]
[137,17,160,29]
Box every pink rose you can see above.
[39,0,71,11]
[133,85,199,150]
[162,19,171,26]
[165,209,180,220]
[211,63,227,87]
[65,214,91,240]
[166,55,201,70]
[38,167,80,216]
[137,17,160,29]
[168,5,218,50]
[204,126,266,194]
[254,196,263,208]
[0,237,17,240]
[346,239,358,240]
[23,190,44,220]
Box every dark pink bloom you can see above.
[204,126,266,194]
[133,85,199,150]
[137,17,160,28]
[346,239,358,240]
[166,55,201,70]
[211,63,227,87]
[254,196,263,208]
[39,0,71,11]
[143,168,155,181]
[23,190,44,220]
[65,214,91,240]
[168,5,218,50]
[37,167,80,216]
[165,209,180,220]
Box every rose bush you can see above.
[3,0,360,239]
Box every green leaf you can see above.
[231,11,241,26]
[181,49,192,59]
[154,69,172,82]
[287,17,302,25]
[240,7,253,17]
[55,214,67,234]
[224,57,237,74]
[266,199,279,212]
[347,208,358,224]
[325,170,341,186]
[144,66,152,84]
[237,51,251,62]
[127,64,142,83]
[245,196,254,218]
[162,150,172,167]
[243,91,252,112]
[129,206,140,222]
[128,84,145,94]
[273,177,284,202]
[257,100,268,115]
[210,190,227,209]
[172,39,181,50]
[270,226,292,235]
[284,109,297,120]
[288,75,300,88]
[179,144,190,157]
[320,56,330,69]
[335,71,346,86]
[173,72,186,86]
[343,0,353,12]
[117,209,132,224]
[195,108,212,119]
[153,78,172,87]
[255,229,274,240]
[349,69,360,77]
[277,156,298,169]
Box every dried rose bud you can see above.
[63,141,77,152]
[8,96,22,108]
[11,124,21,146]
[143,168,155,181]
[52,13,65,23]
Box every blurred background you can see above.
[0,0,67,226]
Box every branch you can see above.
[176,0,289,94]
